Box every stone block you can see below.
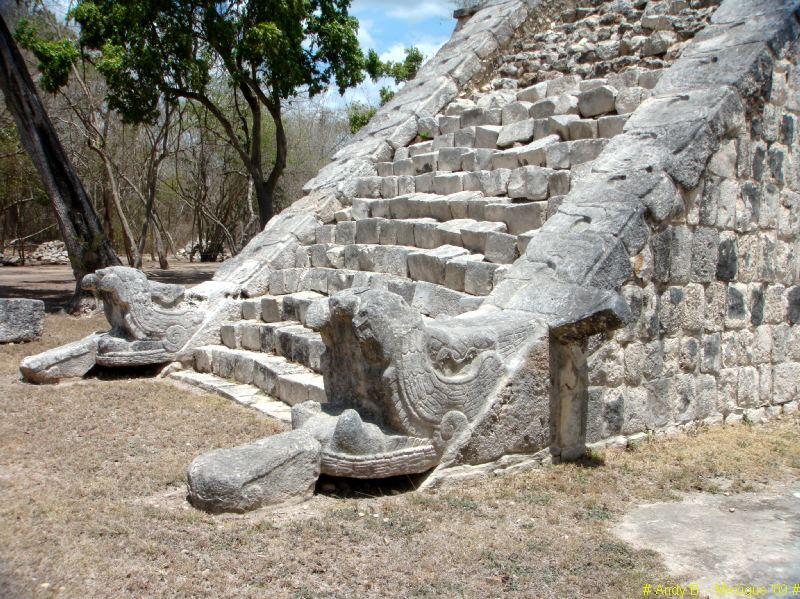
[568,119,598,140]
[474,125,503,149]
[438,147,470,172]
[497,119,535,149]
[433,173,464,195]
[578,85,617,117]
[507,166,552,200]
[187,430,321,513]
[501,101,533,125]
[484,232,519,264]
[0,298,44,343]
[408,245,469,285]
[597,115,628,138]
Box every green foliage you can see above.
[347,102,376,134]
[61,0,365,124]
[378,86,395,106]
[365,46,424,85]
[14,20,79,93]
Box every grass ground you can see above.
[1,314,798,598]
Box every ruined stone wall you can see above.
[586,44,800,445]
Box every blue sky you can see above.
[326,0,456,108]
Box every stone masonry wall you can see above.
[586,43,800,445]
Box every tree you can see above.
[348,47,424,134]
[0,13,119,311]
[57,0,365,228]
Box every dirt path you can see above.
[0,261,218,311]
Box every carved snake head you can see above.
[425,324,498,377]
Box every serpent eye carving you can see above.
[426,328,498,376]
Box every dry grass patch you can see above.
[1,314,798,598]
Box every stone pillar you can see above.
[550,336,588,461]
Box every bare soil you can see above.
[0,261,218,312]
[1,311,798,598]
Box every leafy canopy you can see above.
[62,0,366,124]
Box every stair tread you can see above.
[169,370,292,422]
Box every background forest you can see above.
[0,1,432,267]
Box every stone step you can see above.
[239,291,325,326]
[343,194,550,232]
[220,320,327,374]
[312,215,536,260]
[193,345,327,407]
[265,267,485,318]
[169,370,292,423]
[354,157,583,200]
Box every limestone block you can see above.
[460,221,507,253]
[334,221,356,244]
[474,125,502,149]
[433,173,464,195]
[568,119,598,140]
[408,245,469,285]
[614,87,648,114]
[438,147,470,172]
[597,115,628,138]
[725,283,750,330]
[315,225,335,244]
[545,142,571,170]
[409,141,433,157]
[546,75,581,98]
[415,173,434,193]
[492,150,522,170]
[0,298,44,343]
[642,31,677,56]
[397,176,415,196]
[518,135,560,166]
[464,261,499,296]
[548,114,580,140]
[433,133,455,150]
[417,116,438,139]
[771,360,800,404]
[443,253,483,292]
[516,81,548,103]
[549,171,570,197]
[241,299,262,322]
[473,169,511,196]
[19,332,101,384]
[497,119,535,149]
[393,158,416,177]
[380,176,398,199]
[484,232,519,264]
[261,296,283,322]
[412,152,438,174]
[187,430,321,513]
[454,127,476,148]
[501,101,533,125]
[507,166,552,200]
[376,162,393,177]
[354,177,382,198]
[438,115,461,134]
[578,85,618,117]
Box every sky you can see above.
[323,0,457,108]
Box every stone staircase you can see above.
[172,0,722,421]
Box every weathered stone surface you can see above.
[187,430,321,513]
[0,298,44,343]
[20,333,102,384]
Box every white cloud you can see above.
[356,19,376,49]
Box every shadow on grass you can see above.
[315,471,432,500]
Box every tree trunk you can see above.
[0,15,119,312]
[260,100,287,229]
